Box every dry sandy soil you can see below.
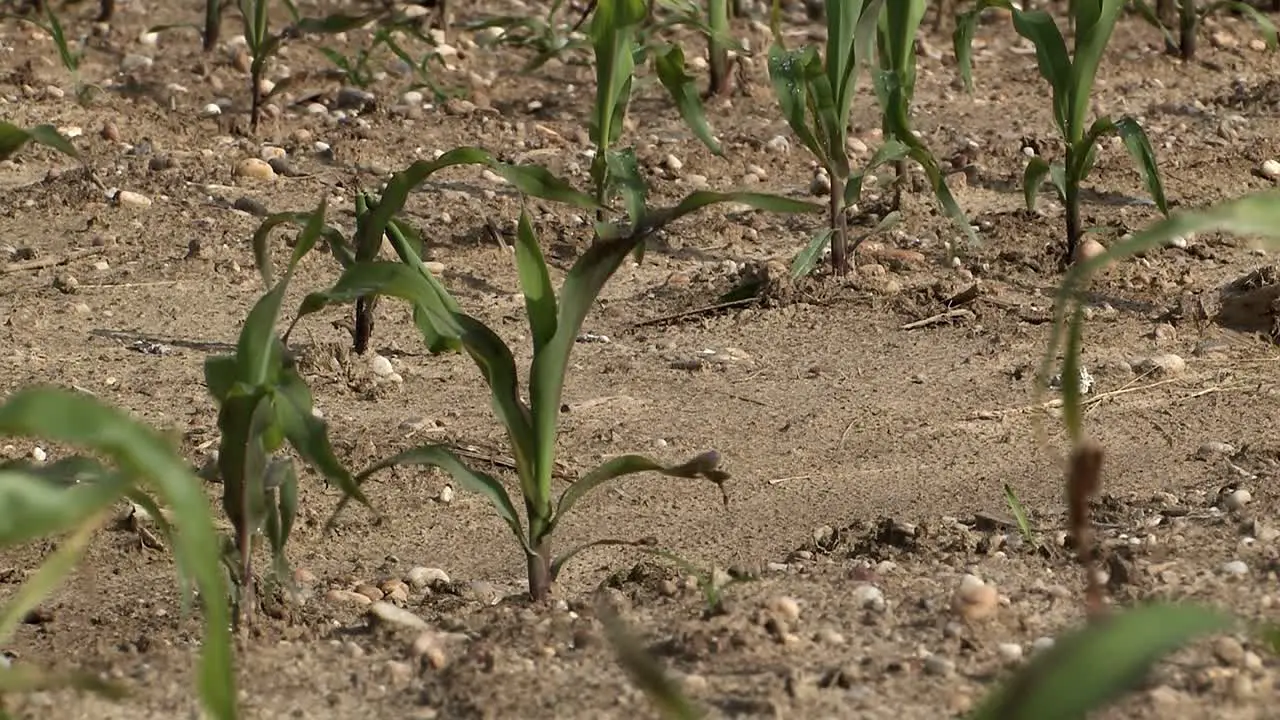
[3,0,1280,717]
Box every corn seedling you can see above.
[287,169,813,601]
[5,3,97,103]
[1132,0,1277,60]
[0,121,77,162]
[707,0,731,95]
[205,200,372,627]
[873,0,973,254]
[0,390,237,719]
[233,0,373,132]
[769,0,913,275]
[1002,482,1037,547]
[956,0,1168,268]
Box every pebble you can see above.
[767,596,801,622]
[336,86,376,111]
[53,274,79,294]
[30,447,47,463]
[324,588,373,606]
[138,30,159,47]
[199,103,223,118]
[406,566,449,589]
[1222,560,1249,577]
[369,354,395,377]
[1260,159,1280,180]
[809,172,832,196]
[1076,238,1107,263]
[1214,636,1247,667]
[1031,636,1055,654]
[664,154,684,172]
[368,601,429,630]
[234,158,276,182]
[851,584,886,613]
[259,146,286,162]
[100,122,121,142]
[116,190,153,209]
[437,485,454,504]
[412,632,448,668]
[120,54,154,72]
[952,574,999,622]
[1135,353,1186,377]
[997,643,1024,664]
[1195,441,1235,460]
[1225,489,1252,511]
[923,655,956,677]
[766,135,790,154]
[354,584,383,601]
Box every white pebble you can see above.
[138,31,159,47]
[664,154,684,172]
[1031,636,1055,654]
[997,643,1024,664]
[1225,489,1253,511]
[1260,159,1280,180]
[1222,560,1249,577]
[405,566,450,589]
[766,135,790,154]
[116,190,152,209]
[402,90,424,105]
[852,584,886,612]
[369,354,395,377]
[259,146,286,162]
[31,447,47,463]
[437,485,454,504]
[199,103,222,118]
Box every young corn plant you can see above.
[873,0,973,249]
[7,3,97,103]
[291,206,734,602]
[0,122,77,162]
[1132,0,1277,60]
[0,390,236,719]
[206,200,372,626]
[955,0,1169,267]
[769,0,922,275]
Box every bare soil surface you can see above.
[3,1,1280,718]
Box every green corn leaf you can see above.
[274,367,374,512]
[355,148,599,267]
[767,45,828,165]
[553,451,728,533]
[250,206,345,289]
[1202,1,1278,48]
[589,0,646,150]
[605,148,648,231]
[846,139,911,206]
[0,470,126,549]
[1039,191,1280,413]
[1049,163,1068,204]
[0,503,105,646]
[1113,117,1168,215]
[1067,0,1124,142]
[791,228,835,280]
[549,537,658,582]
[598,602,703,720]
[905,145,977,247]
[351,444,527,551]
[972,604,1232,720]
[653,43,722,155]
[514,210,558,352]
[0,388,236,720]
[295,261,465,340]
[0,122,78,163]
[1012,7,1074,138]
[824,0,864,122]
[601,191,821,241]
[1024,156,1054,210]
[380,220,461,354]
[216,392,259,532]
[203,355,238,403]
[233,284,287,388]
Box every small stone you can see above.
[100,122,121,142]
[809,172,832,196]
[997,643,1024,664]
[664,154,684,172]
[1222,560,1249,577]
[199,103,223,118]
[1225,489,1252,511]
[767,596,801,622]
[815,628,846,645]
[412,632,448,668]
[436,485,454,504]
[1135,353,1186,377]
[851,584,886,613]
[324,588,373,606]
[31,447,47,463]
[1195,441,1235,460]
[1076,238,1107,263]
[406,566,449,589]
[1260,160,1280,180]
[952,574,999,622]
[354,584,384,602]
[1031,636,1055,654]
[120,54,154,72]
[53,274,79,294]
[766,135,790,154]
[384,660,414,684]
[369,354,395,377]
[367,601,429,630]
[444,98,476,115]
[116,190,152,209]
[234,158,276,181]
[1214,636,1247,667]
[1244,651,1263,671]
[259,145,287,162]
[336,86,376,111]
[293,568,318,586]
[401,90,425,105]
[233,196,269,217]
[923,655,956,677]
[138,30,159,47]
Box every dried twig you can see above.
[899,308,975,330]
[631,298,756,328]
[969,378,1182,420]
[1,247,105,274]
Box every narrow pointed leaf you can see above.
[1113,117,1168,215]
[554,451,728,530]
[515,210,558,352]
[348,444,526,549]
[599,603,704,720]
[0,122,78,163]
[275,368,374,511]
[1024,156,1053,210]
[605,148,648,231]
[550,537,659,582]
[971,604,1232,720]
[767,45,827,164]
[790,228,834,280]
[653,43,722,155]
